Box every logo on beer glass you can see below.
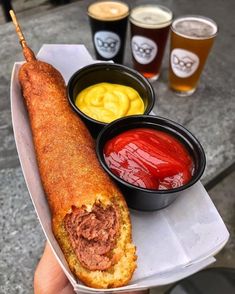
[131,36,157,64]
[171,49,199,78]
[94,31,121,59]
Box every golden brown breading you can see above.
[18,59,137,288]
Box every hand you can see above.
[34,241,74,294]
[34,242,149,294]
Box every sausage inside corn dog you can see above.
[10,11,137,288]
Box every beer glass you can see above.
[169,15,218,96]
[87,1,129,64]
[129,4,173,80]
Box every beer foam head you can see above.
[172,16,218,39]
[130,5,173,29]
[88,1,129,21]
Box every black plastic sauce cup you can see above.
[67,63,155,138]
[96,115,206,211]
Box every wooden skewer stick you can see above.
[9,10,27,48]
[9,10,36,62]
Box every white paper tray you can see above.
[11,44,229,292]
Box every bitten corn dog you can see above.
[10,11,136,288]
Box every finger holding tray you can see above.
[10,14,229,294]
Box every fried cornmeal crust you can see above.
[53,195,137,288]
[19,60,137,288]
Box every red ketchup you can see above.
[103,128,194,190]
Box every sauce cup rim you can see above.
[67,63,155,126]
[96,114,206,194]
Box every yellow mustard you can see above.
[75,83,145,123]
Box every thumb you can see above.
[34,241,74,294]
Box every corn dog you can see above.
[11,11,136,288]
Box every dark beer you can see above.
[87,1,129,64]
[169,16,218,96]
[130,5,173,80]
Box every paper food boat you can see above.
[11,44,229,293]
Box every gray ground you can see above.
[0,0,80,24]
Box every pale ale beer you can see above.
[130,5,173,80]
[169,16,218,96]
[87,1,129,64]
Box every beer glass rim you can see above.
[87,1,130,21]
[129,4,173,28]
[171,15,218,40]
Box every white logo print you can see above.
[94,31,121,59]
[171,49,199,78]
[131,36,157,64]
